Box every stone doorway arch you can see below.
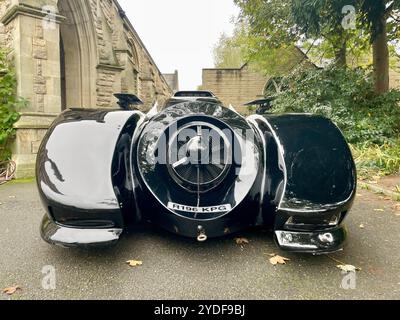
[1,0,173,178]
[58,0,98,109]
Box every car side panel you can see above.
[36,109,143,229]
[248,114,356,252]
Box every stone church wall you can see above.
[0,0,172,178]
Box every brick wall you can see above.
[202,64,267,114]
[163,70,179,92]
[202,47,317,114]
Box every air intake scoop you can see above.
[167,122,232,193]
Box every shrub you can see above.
[270,67,400,178]
[0,49,24,161]
[272,67,400,146]
[351,140,400,178]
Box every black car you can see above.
[37,91,356,254]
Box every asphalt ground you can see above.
[0,181,399,300]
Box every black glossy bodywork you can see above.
[114,93,143,110]
[133,103,262,239]
[248,114,356,252]
[244,97,275,115]
[37,102,357,253]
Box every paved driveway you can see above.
[0,181,399,300]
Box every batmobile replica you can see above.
[37,91,357,254]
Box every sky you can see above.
[118,0,240,90]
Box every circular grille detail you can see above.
[167,122,232,193]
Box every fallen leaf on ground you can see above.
[337,265,361,273]
[126,260,143,267]
[3,285,21,295]
[234,237,249,245]
[269,254,290,266]
[359,224,365,229]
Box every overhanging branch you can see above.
[385,1,395,17]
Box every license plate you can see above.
[168,202,232,214]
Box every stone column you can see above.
[1,1,64,178]
[139,62,156,111]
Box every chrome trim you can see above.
[41,215,122,248]
[246,116,268,216]
[275,227,347,253]
[247,115,288,211]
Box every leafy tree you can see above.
[234,0,298,46]
[234,0,365,69]
[213,25,246,68]
[234,0,400,93]
[357,0,400,93]
[292,0,400,92]
[291,0,370,67]
[233,0,305,74]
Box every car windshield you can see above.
[174,91,213,98]
[163,98,186,109]
[162,97,221,110]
